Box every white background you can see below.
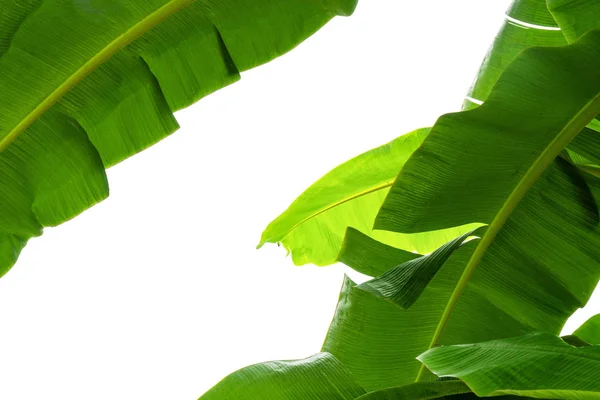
[0,1,598,399]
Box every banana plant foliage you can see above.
[253,0,600,398]
[4,0,600,399]
[419,334,600,400]
[0,0,357,277]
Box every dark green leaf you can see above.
[356,380,470,400]
[357,229,481,309]
[418,333,600,400]
[0,0,356,276]
[198,352,365,400]
[259,128,479,266]
[337,227,419,277]
[560,335,592,347]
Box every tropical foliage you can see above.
[248,0,600,399]
[0,0,357,278]
[3,0,600,399]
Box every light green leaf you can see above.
[418,333,600,400]
[574,314,600,345]
[323,31,600,392]
[259,127,478,266]
[197,352,365,400]
[0,0,356,277]
[358,229,481,309]
[356,380,470,400]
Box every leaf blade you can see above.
[418,333,600,400]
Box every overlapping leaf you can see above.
[323,27,600,392]
[259,128,479,266]
[463,0,566,109]
[356,381,470,400]
[574,314,600,345]
[357,229,480,309]
[419,334,600,400]
[0,0,357,276]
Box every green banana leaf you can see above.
[0,0,357,277]
[357,229,480,309]
[197,352,365,400]
[356,380,471,400]
[573,314,600,344]
[259,127,479,266]
[548,0,600,42]
[322,30,600,392]
[337,227,419,277]
[463,0,566,109]
[418,333,600,400]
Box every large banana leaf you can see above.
[418,333,600,400]
[322,29,600,391]
[548,0,600,42]
[197,352,365,400]
[0,0,357,277]
[463,0,566,109]
[573,314,600,344]
[259,127,479,266]
[261,0,570,268]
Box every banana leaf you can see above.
[573,314,600,344]
[0,0,357,277]
[356,381,470,400]
[259,127,479,266]
[197,352,365,400]
[548,0,600,42]
[418,333,600,400]
[357,229,479,309]
[463,0,566,109]
[322,29,600,391]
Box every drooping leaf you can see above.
[0,0,357,276]
[463,0,566,109]
[198,352,365,400]
[323,31,600,391]
[355,380,471,400]
[573,314,600,345]
[357,229,481,309]
[337,227,419,277]
[418,333,600,400]
[259,127,478,266]
[323,245,479,391]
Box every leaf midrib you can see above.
[259,180,394,247]
[0,0,194,153]
[415,90,600,381]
